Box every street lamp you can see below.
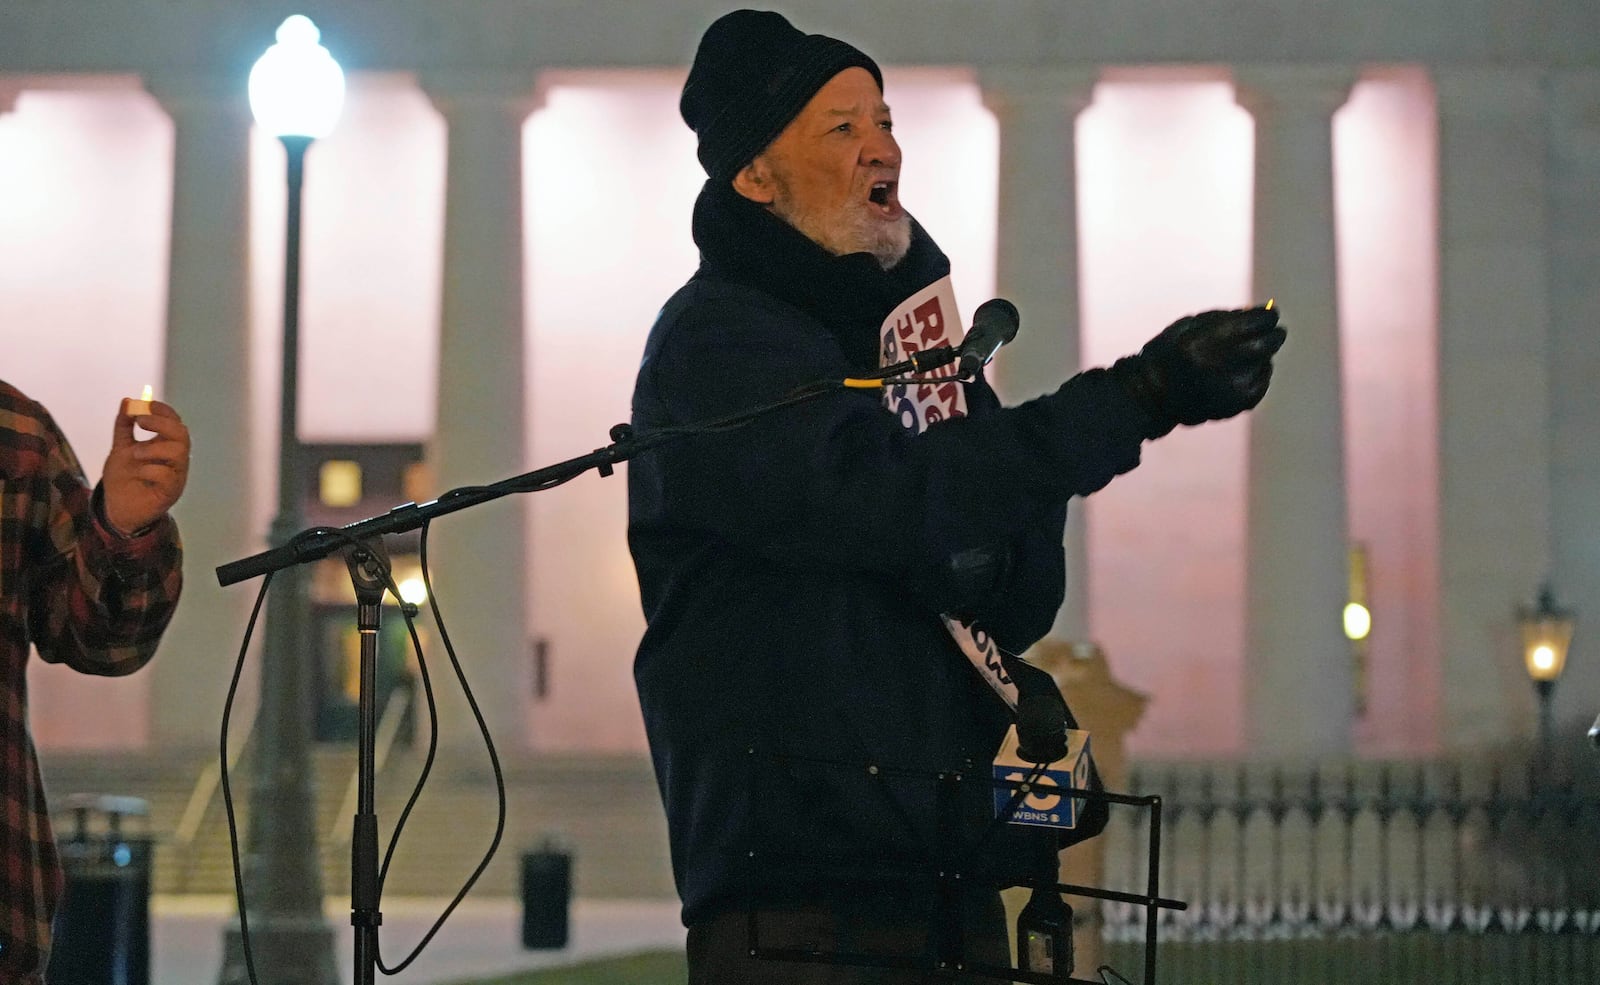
[219,15,345,985]
[1518,582,1575,758]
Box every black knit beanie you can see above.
[680,9,883,182]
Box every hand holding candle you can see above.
[1109,304,1287,439]
[122,384,155,418]
[103,388,191,536]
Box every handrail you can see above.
[328,686,413,846]
[171,717,253,891]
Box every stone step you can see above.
[39,748,678,902]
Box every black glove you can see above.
[1109,306,1286,439]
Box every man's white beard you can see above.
[770,189,912,271]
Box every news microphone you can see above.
[841,298,1021,388]
[956,298,1021,379]
[1002,652,1069,763]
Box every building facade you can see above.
[4,0,1597,762]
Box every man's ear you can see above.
[732,158,776,204]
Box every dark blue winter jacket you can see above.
[629,181,1151,926]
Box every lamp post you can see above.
[1518,583,1575,762]
[218,15,344,985]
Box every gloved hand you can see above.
[1109,305,1286,439]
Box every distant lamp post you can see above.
[1342,603,1372,641]
[219,15,345,985]
[1345,542,1372,717]
[1519,583,1575,755]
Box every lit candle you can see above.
[124,384,154,417]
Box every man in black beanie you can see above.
[629,9,1284,982]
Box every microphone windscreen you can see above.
[973,297,1020,345]
[1015,692,1068,764]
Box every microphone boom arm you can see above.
[219,296,1023,587]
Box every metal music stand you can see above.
[741,749,1186,984]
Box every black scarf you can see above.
[690,179,953,374]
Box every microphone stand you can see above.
[219,424,688,985]
[214,344,973,587]
[219,423,669,587]
[343,538,389,985]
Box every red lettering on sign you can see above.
[895,312,917,345]
[913,298,944,347]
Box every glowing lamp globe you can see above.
[249,15,345,138]
[1518,585,1574,685]
[1342,602,1372,642]
[398,577,428,606]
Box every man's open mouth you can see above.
[867,180,902,218]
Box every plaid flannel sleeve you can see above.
[27,411,182,677]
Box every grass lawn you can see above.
[438,949,687,985]
[439,932,1600,984]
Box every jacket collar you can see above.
[690,179,951,372]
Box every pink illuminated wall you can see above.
[1077,72,1440,757]
[1077,76,1256,758]
[0,88,171,749]
[1334,70,1440,755]
[521,74,703,754]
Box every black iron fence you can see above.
[1097,758,1600,984]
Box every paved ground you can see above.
[150,895,685,984]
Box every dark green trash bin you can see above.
[47,795,152,985]
[520,838,572,949]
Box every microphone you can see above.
[1589,710,1600,749]
[841,297,1021,389]
[1002,652,1069,763]
[956,297,1020,379]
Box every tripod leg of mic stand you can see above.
[353,813,381,984]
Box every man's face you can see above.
[734,67,911,270]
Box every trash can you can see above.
[46,794,153,985]
[520,837,573,949]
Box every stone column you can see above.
[1546,70,1600,735]
[143,74,261,751]
[1234,66,1356,759]
[979,66,1098,643]
[420,71,540,751]
[1030,640,1149,973]
[1434,68,1554,749]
